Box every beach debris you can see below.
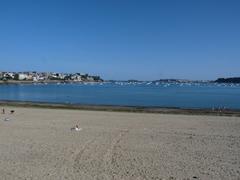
[4,118,10,121]
[71,125,82,131]
[10,110,15,114]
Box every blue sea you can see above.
[0,82,240,109]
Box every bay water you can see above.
[0,82,240,109]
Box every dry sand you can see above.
[0,107,239,180]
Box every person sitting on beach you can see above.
[71,125,81,131]
[75,125,81,131]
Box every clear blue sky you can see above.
[0,0,239,80]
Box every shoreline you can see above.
[1,100,240,117]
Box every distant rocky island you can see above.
[215,77,240,83]
[153,78,240,84]
[0,71,103,84]
[108,78,240,84]
[154,78,240,84]
[152,78,240,84]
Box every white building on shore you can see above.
[18,73,29,80]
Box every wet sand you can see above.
[0,107,239,180]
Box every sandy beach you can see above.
[0,107,239,180]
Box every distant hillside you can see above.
[215,77,240,83]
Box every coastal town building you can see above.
[18,73,29,80]
[0,71,103,83]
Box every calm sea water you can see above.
[0,82,240,109]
